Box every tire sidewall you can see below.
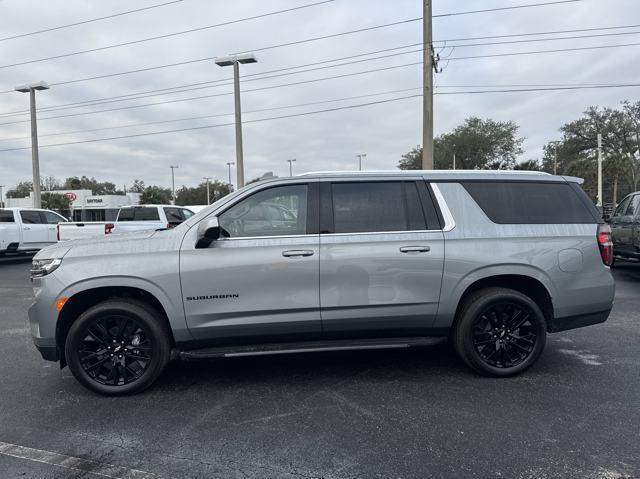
[460,290,547,377]
[65,301,170,395]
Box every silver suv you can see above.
[29,171,615,395]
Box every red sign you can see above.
[65,192,77,201]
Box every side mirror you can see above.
[198,217,220,240]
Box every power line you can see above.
[0,95,423,152]
[0,0,333,70]
[446,40,640,61]
[5,24,640,117]
[0,62,425,126]
[0,0,185,42]
[1,81,632,142]
[5,79,640,153]
[0,0,585,71]
[433,0,582,18]
[0,87,424,142]
[2,19,636,94]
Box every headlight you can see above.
[30,258,62,279]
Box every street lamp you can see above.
[356,153,367,171]
[0,185,4,208]
[287,158,297,176]
[169,165,179,205]
[226,162,235,188]
[203,176,212,205]
[215,53,258,189]
[14,81,50,209]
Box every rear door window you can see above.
[0,210,15,223]
[625,195,640,217]
[462,182,596,224]
[330,182,427,233]
[118,208,160,221]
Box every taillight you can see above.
[597,223,613,266]
[105,223,115,235]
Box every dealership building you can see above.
[5,190,142,221]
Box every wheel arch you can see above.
[56,285,178,367]
[452,273,555,331]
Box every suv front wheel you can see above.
[453,287,547,377]
[65,299,172,395]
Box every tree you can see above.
[41,193,71,212]
[175,181,233,206]
[6,181,33,198]
[42,175,61,191]
[398,117,525,170]
[130,179,145,193]
[514,159,541,171]
[63,176,117,194]
[140,186,172,204]
[541,100,640,203]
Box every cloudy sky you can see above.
[0,0,639,193]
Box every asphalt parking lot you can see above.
[1,255,639,479]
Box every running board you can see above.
[179,336,446,360]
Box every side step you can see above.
[180,336,446,360]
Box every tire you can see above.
[453,287,546,377]
[65,299,172,395]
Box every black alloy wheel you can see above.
[65,300,171,395]
[453,287,547,377]
[471,302,537,369]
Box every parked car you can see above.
[0,208,68,255]
[28,171,614,395]
[609,192,640,263]
[56,205,194,241]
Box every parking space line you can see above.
[0,441,158,479]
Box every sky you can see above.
[0,0,639,193]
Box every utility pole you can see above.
[170,165,179,205]
[203,177,212,205]
[226,162,235,188]
[15,81,49,208]
[287,159,297,176]
[0,185,4,208]
[553,142,558,175]
[215,54,258,189]
[422,0,434,170]
[597,133,603,206]
[357,153,367,171]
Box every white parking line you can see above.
[0,441,158,479]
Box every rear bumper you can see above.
[548,309,611,333]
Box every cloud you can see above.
[0,0,638,192]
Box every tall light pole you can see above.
[287,158,297,176]
[203,176,212,205]
[422,0,434,170]
[15,81,50,208]
[356,153,367,171]
[226,162,235,188]
[215,53,257,189]
[452,144,456,170]
[553,142,559,175]
[169,165,179,205]
[0,185,4,208]
[597,133,603,207]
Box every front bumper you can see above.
[28,274,66,363]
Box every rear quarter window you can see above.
[462,181,597,224]
[0,210,15,223]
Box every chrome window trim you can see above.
[321,230,442,237]
[430,183,456,232]
[218,234,316,241]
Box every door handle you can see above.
[23,227,31,230]
[282,250,314,258]
[400,246,430,254]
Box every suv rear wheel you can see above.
[453,287,546,377]
[65,299,171,395]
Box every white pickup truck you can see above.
[0,208,68,255]
[57,205,194,241]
